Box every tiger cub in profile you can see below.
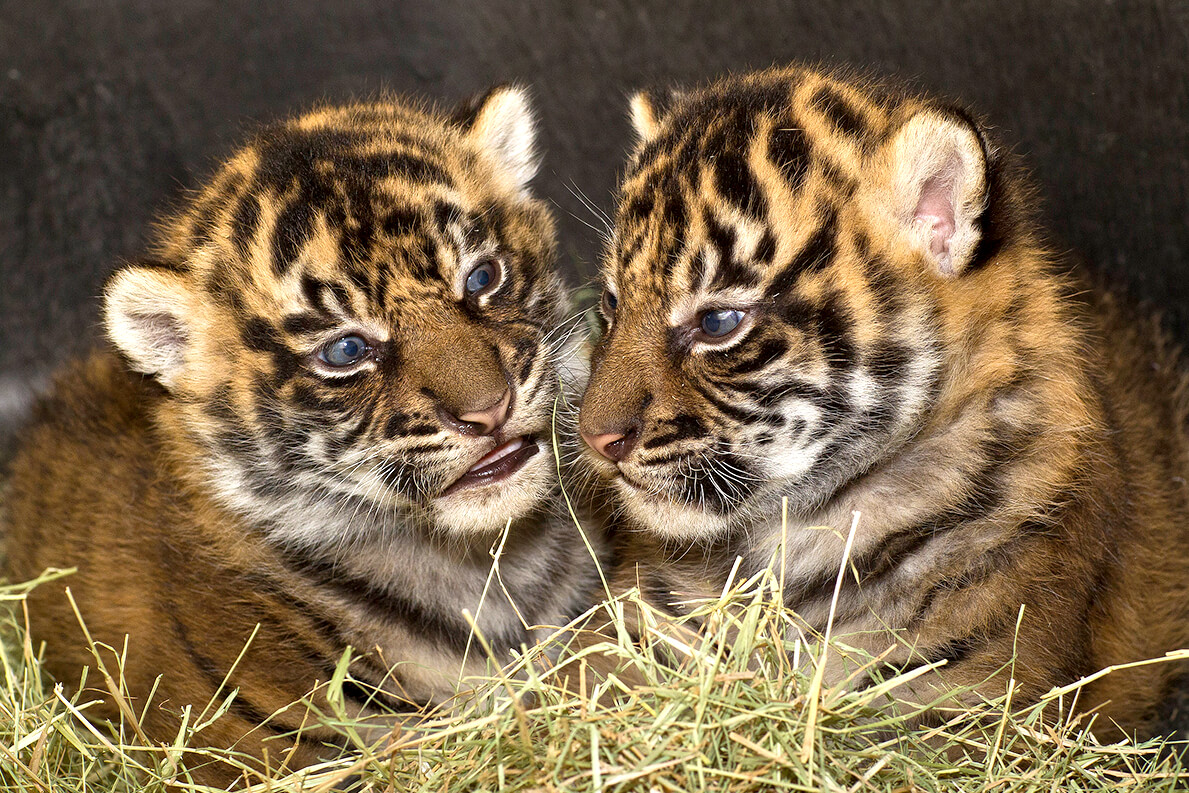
[579,65,1189,736]
[4,87,603,782]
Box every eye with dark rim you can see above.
[318,334,372,368]
[697,308,746,340]
[464,257,501,297]
[601,288,618,317]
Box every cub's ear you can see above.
[629,91,662,142]
[453,84,539,195]
[883,109,989,277]
[103,265,194,389]
[628,88,684,144]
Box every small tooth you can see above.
[471,437,525,471]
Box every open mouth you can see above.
[443,436,540,495]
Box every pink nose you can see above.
[581,428,638,462]
[441,390,511,436]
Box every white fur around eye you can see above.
[668,286,764,352]
[456,247,504,303]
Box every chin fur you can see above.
[430,452,553,535]
[615,478,731,541]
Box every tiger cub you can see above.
[579,65,1189,736]
[4,87,603,782]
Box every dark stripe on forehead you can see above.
[754,230,777,264]
[271,200,316,275]
[810,85,867,139]
[230,192,262,256]
[708,125,767,222]
[702,207,737,271]
[357,150,451,184]
[189,171,245,248]
[300,275,353,316]
[767,124,810,190]
[282,311,339,337]
[661,190,688,241]
[767,210,838,298]
[619,189,655,228]
[382,207,420,237]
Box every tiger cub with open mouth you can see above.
[579,65,1189,736]
[4,87,603,782]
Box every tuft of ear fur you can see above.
[456,85,539,195]
[629,91,662,142]
[885,110,988,276]
[628,88,686,144]
[104,266,194,389]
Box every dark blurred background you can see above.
[2,0,1189,733]
[2,1,1188,452]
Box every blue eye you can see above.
[700,309,744,338]
[320,335,370,367]
[465,260,499,295]
[602,289,618,314]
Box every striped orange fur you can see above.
[580,65,1189,737]
[4,87,604,784]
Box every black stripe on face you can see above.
[689,378,762,423]
[661,191,689,241]
[810,85,867,138]
[702,207,737,267]
[282,311,340,337]
[711,140,766,222]
[325,404,376,457]
[290,381,349,413]
[687,250,710,290]
[767,211,838,299]
[727,337,790,376]
[230,193,262,256]
[702,215,761,291]
[357,151,452,185]
[271,200,316,275]
[513,337,539,384]
[753,230,777,264]
[642,414,707,450]
[242,317,299,383]
[382,207,421,237]
[767,124,810,190]
[299,275,353,316]
[383,411,437,439]
[813,291,857,370]
[619,190,655,228]
[865,343,912,381]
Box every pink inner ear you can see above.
[914,173,957,273]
